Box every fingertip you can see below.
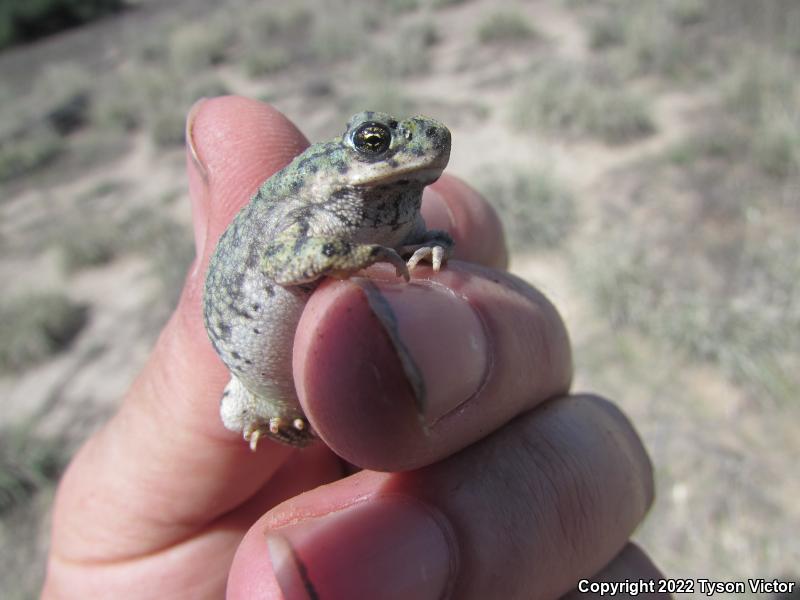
[295,263,572,471]
[227,525,284,600]
[426,174,509,270]
[186,96,310,254]
[294,278,423,469]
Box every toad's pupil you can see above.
[353,123,391,155]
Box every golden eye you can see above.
[352,122,391,156]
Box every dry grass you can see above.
[168,18,234,74]
[476,165,575,252]
[0,423,66,516]
[2,0,800,593]
[367,21,439,78]
[0,125,64,183]
[579,124,800,405]
[512,61,655,144]
[0,293,87,373]
[477,9,537,44]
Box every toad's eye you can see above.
[351,122,392,156]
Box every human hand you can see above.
[43,97,667,599]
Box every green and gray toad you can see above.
[203,111,453,449]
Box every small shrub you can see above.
[431,0,471,8]
[242,5,312,44]
[595,2,709,81]
[381,0,419,13]
[752,120,800,179]
[311,23,363,62]
[577,155,800,405]
[120,207,195,315]
[368,22,438,77]
[33,62,93,134]
[512,62,655,144]
[0,0,125,49]
[624,10,695,79]
[670,0,707,26]
[243,47,293,77]
[148,108,186,148]
[476,165,575,252]
[588,14,625,50]
[168,20,233,73]
[0,424,67,515]
[594,93,657,144]
[0,125,64,182]
[55,225,120,272]
[666,128,748,165]
[91,74,141,131]
[723,53,800,178]
[0,293,88,372]
[477,10,536,43]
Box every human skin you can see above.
[41,97,669,599]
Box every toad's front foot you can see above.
[404,230,454,271]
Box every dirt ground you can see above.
[1,0,798,597]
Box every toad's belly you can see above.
[203,262,316,408]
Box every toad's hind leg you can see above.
[219,376,315,449]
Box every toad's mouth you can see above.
[354,169,445,190]
[350,156,450,188]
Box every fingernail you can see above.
[422,187,456,232]
[266,497,457,600]
[358,279,489,424]
[186,97,210,182]
[186,98,211,270]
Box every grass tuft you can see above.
[512,62,655,144]
[0,125,64,182]
[243,47,293,77]
[0,424,67,516]
[430,0,471,7]
[477,10,537,44]
[33,62,93,135]
[0,293,88,372]
[578,154,800,405]
[168,19,233,74]
[367,22,439,77]
[381,0,419,14]
[476,165,575,252]
[588,13,625,50]
[239,6,312,77]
